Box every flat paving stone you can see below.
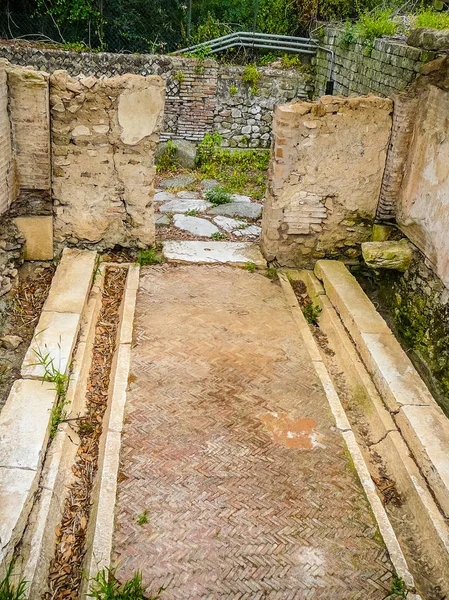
[154,191,176,202]
[113,266,393,598]
[43,248,96,314]
[21,311,80,379]
[155,214,170,226]
[162,240,267,267]
[208,201,262,219]
[0,380,56,469]
[233,224,262,238]
[200,178,219,190]
[213,215,247,232]
[173,215,219,237]
[177,191,200,199]
[159,199,212,214]
[231,193,251,203]
[159,174,196,189]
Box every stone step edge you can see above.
[0,251,98,577]
[277,271,419,597]
[81,265,139,598]
[291,268,449,594]
[17,266,105,598]
[314,260,449,521]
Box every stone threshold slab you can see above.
[0,380,56,566]
[314,260,449,520]
[43,248,97,314]
[163,240,267,267]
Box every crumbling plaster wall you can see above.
[50,71,165,249]
[394,58,449,288]
[261,95,393,266]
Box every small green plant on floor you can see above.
[242,64,260,95]
[265,267,278,280]
[205,186,232,205]
[137,248,163,266]
[174,70,185,84]
[156,141,178,173]
[387,571,408,598]
[244,262,257,272]
[184,209,199,216]
[32,344,70,439]
[0,563,27,600]
[302,302,322,326]
[210,232,227,240]
[88,567,164,600]
[229,84,238,96]
[137,510,149,526]
[415,8,449,30]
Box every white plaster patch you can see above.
[118,86,164,145]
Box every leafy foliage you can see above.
[242,65,261,94]
[137,248,163,266]
[196,133,269,200]
[88,568,164,600]
[302,302,322,325]
[415,7,449,29]
[205,186,233,205]
[156,141,179,173]
[388,571,408,599]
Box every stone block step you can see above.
[162,241,267,267]
[314,259,449,519]
[0,380,57,564]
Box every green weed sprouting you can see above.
[156,141,178,173]
[87,567,165,600]
[210,232,227,240]
[137,510,149,526]
[244,262,257,273]
[0,563,27,600]
[136,249,163,266]
[388,571,408,598]
[205,186,232,206]
[302,302,322,326]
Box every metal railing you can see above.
[176,31,319,56]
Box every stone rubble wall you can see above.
[261,95,393,266]
[0,43,313,149]
[315,27,436,98]
[50,70,165,249]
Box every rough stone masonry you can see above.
[50,70,165,249]
[261,95,393,266]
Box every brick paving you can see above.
[113,265,393,599]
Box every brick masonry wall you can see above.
[315,27,436,98]
[0,43,313,148]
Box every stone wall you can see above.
[261,95,392,266]
[0,42,313,149]
[394,57,449,288]
[50,71,165,249]
[315,27,436,98]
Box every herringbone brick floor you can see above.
[113,265,393,599]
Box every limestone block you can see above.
[13,216,53,260]
[43,248,96,314]
[362,240,412,271]
[173,215,219,237]
[407,28,449,52]
[0,65,13,215]
[163,240,267,267]
[371,224,392,242]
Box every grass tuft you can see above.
[137,249,163,266]
[87,567,165,600]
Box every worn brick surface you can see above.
[113,265,392,598]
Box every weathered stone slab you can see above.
[154,191,176,202]
[231,194,251,203]
[0,380,56,469]
[177,191,199,199]
[13,216,53,260]
[362,240,412,271]
[159,174,196,189]
[407,28,449,51]
[155,214,170,226]
[163,241,267,267]
[213,215,247,232]
[396,404,449,519]
[159,199,212,213]
[21,311,80,379]
[43,248,96,314]
[173,215,219,237]
[201,179,219,190]
[208,202,262,219]
[233,225,262,238]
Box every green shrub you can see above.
[415,8,449,29]
[205,186,232,205]
[340,21,357,47]
[137,248,163,266]
[229,85,238,96]
[281,54,302,69]
[210,232,227,239]
[356,9,397,41]
[242,65,261,94]
[156,141,178,173]
[174,71,185,84]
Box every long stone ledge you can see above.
[315,260,449,519]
